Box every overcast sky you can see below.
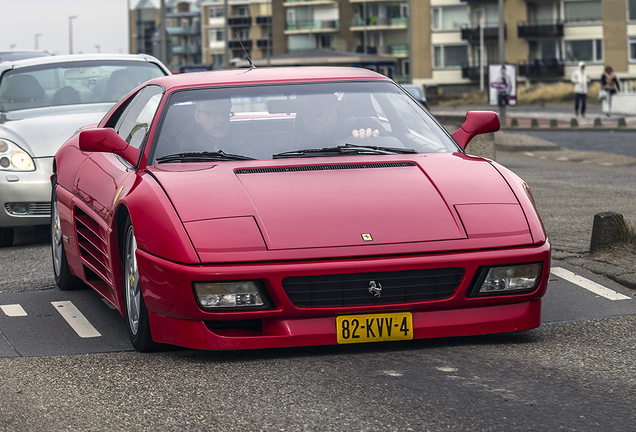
[0,0,149,55]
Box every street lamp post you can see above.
[69,15,77,54]
[35,33,42,50]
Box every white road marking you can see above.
[51,301,102,338]
[551,267,632,301]
[1,304,27,317]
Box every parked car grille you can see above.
[4,202,51,216]
[283,268,464,308]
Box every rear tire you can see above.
[122,216,161,352]
[51,184,84,290]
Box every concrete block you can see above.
[510,118,518,127]
[618,117,627,127]
[531,118,539,128]
[549,119,557,128]
[589,212,627,253]
[466,132,496,160]
[593,117,602,127]
[570,118,579,127]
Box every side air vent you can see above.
[74,207,112,285]
[235,161,416,174]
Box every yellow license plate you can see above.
[336,312,413,344]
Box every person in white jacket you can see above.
[571,61,591,117]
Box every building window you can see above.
[630,0,636,21]
[209,29,224,42]
[209,7,224,18]
[564,39,602,62]
[434,45,468,68]
[432,6,469,30]
[563,0,602,23]
[630,37,636,61]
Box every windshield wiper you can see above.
[273,144,417,159]
[156,151,256,164]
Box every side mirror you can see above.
[79,128,140,166]
[451,111,500,150]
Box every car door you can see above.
[72,85,164,300]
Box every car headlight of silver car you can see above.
[470,263,542,296]
[0,139,35,171]
[194,281,269,310]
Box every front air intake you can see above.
[235,162,416,175]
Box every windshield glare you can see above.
[0,60,166,112]
[151,82,458,163]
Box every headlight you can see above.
[194,281,267,310]
[0,139,35,171]
[470,263,542,296]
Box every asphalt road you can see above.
[1,130,636,431]
[507,130,636,158]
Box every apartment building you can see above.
[415,0,635,94]
[131,0,636,94]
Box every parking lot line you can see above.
[0,304,27,317]
[51,301,102,338]
[551,267,632,301]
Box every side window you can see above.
[115,85,163,149]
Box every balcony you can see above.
[256,16,271,26]
[391,44,409,56]
[257,38,272,49]
[283,0,337,5]
[461,24,506,42]
[517,21,564,38]
[228,40,253,50]
[167,25,199,36]
[518,60,565,78]
[350,16,408,30]
[461,65,487,80]
[228,16,252,27]
[172,45,201,55]
[286,19,339,31]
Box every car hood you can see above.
[149,154,532,253]
[0,104,112,157]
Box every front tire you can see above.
[51,184,84,290]
[0,227,13,248]
[122,217,161,352]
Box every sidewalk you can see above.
[432,102,636,130]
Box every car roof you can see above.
[0,50,53,63]
[0,53,167,72]
[146,66,393,91]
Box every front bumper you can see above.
[0,157,53,228]
[135,241,551,350]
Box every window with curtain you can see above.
[431,6,469,30]
[563,0,602,23]
[434,45,468,68]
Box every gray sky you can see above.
[0,0,142,55]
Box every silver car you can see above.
[0,54,170,246]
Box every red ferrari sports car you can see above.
[51,67,550,352]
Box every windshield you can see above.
[0,60,166,112]
[150,81,457,163]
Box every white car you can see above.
[0,54,170,246]
[401,84,429,109]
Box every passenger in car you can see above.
[289,93,381,148]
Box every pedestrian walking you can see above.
[571,61,590,117]
[600,66,620,116]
